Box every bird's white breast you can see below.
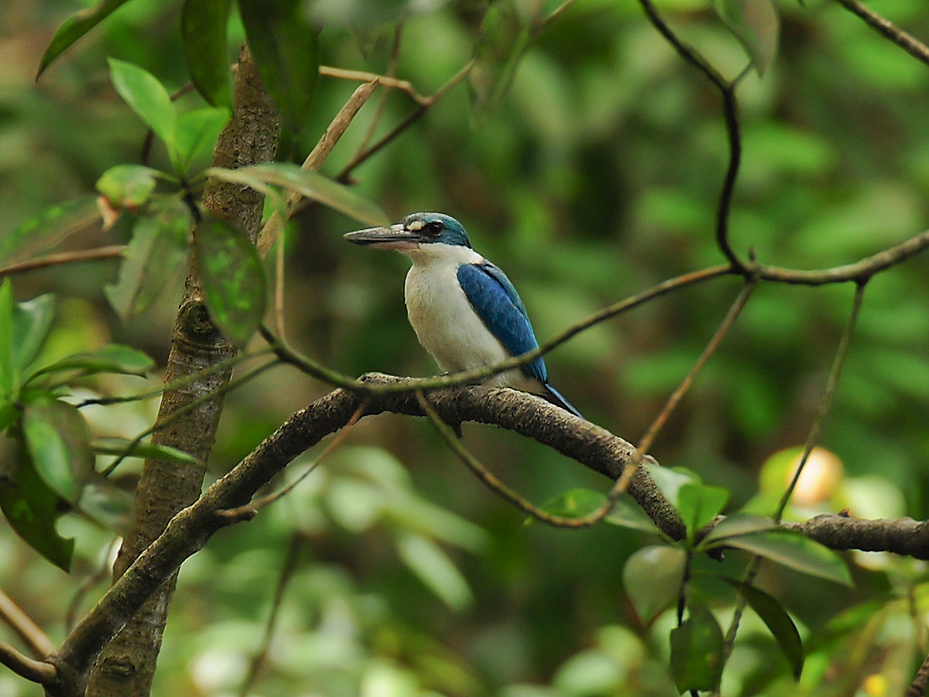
[404,244,530,388]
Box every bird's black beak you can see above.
[344,223,425,250]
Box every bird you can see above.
[344,211,581,417]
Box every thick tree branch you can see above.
[35,376,929,691]
[49,381,674,688]
[785,514,929,558]
[907,649,929,697]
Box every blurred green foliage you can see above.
[1,0,929,694]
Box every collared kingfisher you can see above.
[344,212,581,417]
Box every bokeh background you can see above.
[2,0,929,694]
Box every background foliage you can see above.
[1,0,929,694]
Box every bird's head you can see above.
[344,212,472,252]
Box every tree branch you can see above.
[907,648,929,697]
[750,227,929,285]
[784,514,929,558]
[0,642,56,685]
[39,375,929,690]
[82,45,281,697]
[49,381,676,688]
[832,0,929,68]
[0,588,55,659]
[0,245,124,279]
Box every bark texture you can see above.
[83,46,280,697]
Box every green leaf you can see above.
[538,488,605,519]
[470,0,541,119]
[670,598,725,692]
[78,474,134,533]
[95,165,163,209]
[105,199,192,320]
[207,163,390,225]
[92,438,203,467]
[699,514,779,548]
[194,215,266,345]
[175,107,231,171]
[37,0,134,78]
[713,0,780,76]
[12,293,57,377]
[238,0,321,134]
[722,529,853,586]
[623,545,686,625]
[36,344,155,379]
[0,402,17,434]
[717,577,804,679]
[395,532,474,611]
[0,284,55,397]
[22,399,93,503]
[0,449,74,571]
[182,0,234,110]
[604,497,663,536]
[108,58,178,166]
[0,196,102,266]
[678,483,729,541]
[0,280,13,397]
[643,463,698,509]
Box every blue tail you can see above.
[543,382,582,418]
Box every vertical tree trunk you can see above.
[85,46,280,697]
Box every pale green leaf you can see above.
[108,58,178,165]
[670,598,724,692]
[717,577,804,679]
[723,529,853,586]
[181,0,234,110]
[0,196,102,266]
[623,545,686,624]
[194,215,266,345]
[22,399,93,503]
[395,532,474,611]
[713,0,780,75]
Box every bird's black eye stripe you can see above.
[425,221,443,237]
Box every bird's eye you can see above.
[425,221,444,237]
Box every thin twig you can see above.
[0,642,56,685]
[261,265,733,395]
[416,391,603,527]
[832,0,929,68]
[256,79,380,259]
[774,282,867,521]
[237,534,304,697]
[320,65,431,106]
[356,24,404,155]
[542,0,581,28]
[719,282,867,685]
[417,390,654,529]
[637,0,748,273]
[638,281,755,455]
[65,540,120,632]
[217,401,368,521]
[751,227,929,286]
[74,347,273,407]
[0,588,55,658]
[335,60,474,183]
[101,359,279,476]
[0,245,124,279]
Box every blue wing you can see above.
[457,262,548,383]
